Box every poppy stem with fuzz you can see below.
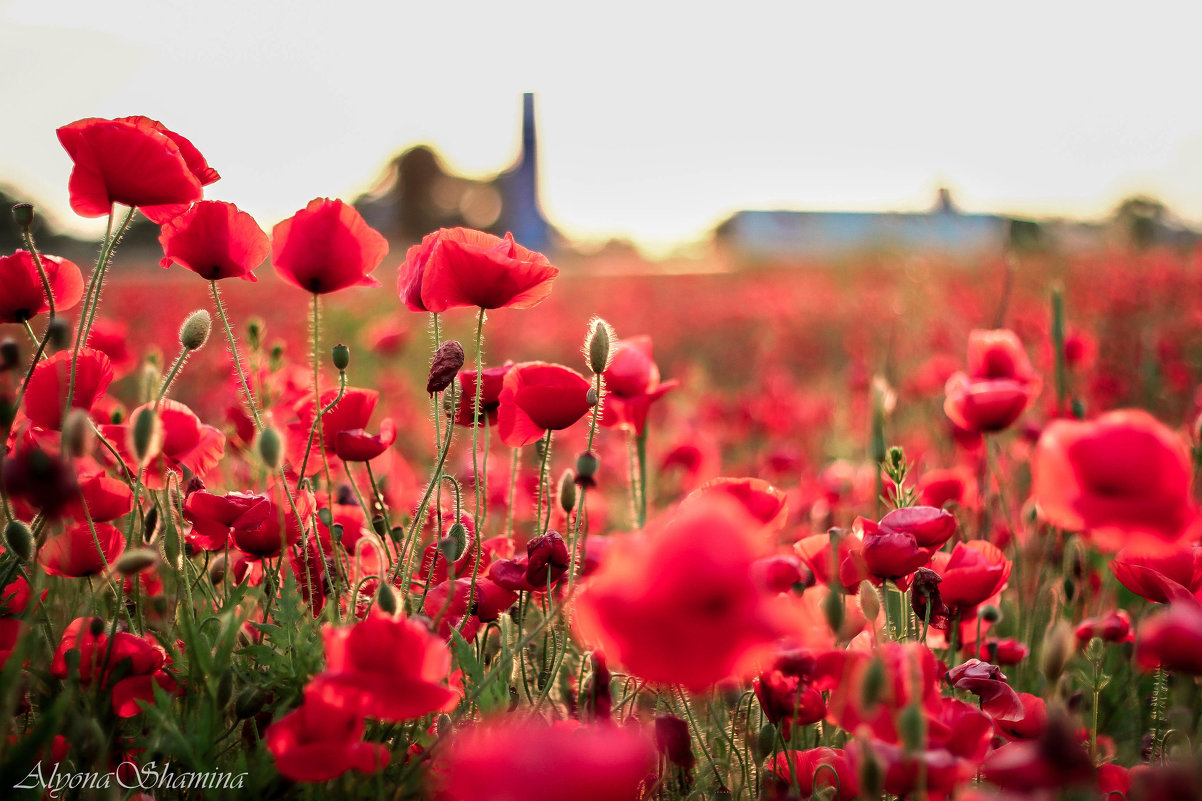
[311,293,334,508]
[209,281,264,432]
[534,430,553,538]
[298,370,347,487]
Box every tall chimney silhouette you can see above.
[501,93,551,251]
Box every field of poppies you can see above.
[2,116,1202,801]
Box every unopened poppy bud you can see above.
[857,741,884,800]
[209,553,228,586]
[576,451,600,479]
[585,317,614,374]
[899,702,926,752]
[1042,620,1074,682]
[131,406,161,465]
[654,714,696,768]
[0,339,18,371]
[143,506,161,546]
[1071,398,1086,420]
[178,309,211,350]
[234,687,268,719]
[332,343,350,371]
[440,522,468,563]
[62,409,93,459]
[370,517,386,536]
[3,519,33,561]
[754,722,777,761]
[12,203,34,229]
[246,318,264,351]
[435,713,453,738]
[46,318,71,350]
[257,426,282,468]
[586,387,599,406]
[332,523,345,543]
[861,657,886,710]
[823,588,845,634]
[858,580,881,621]
[980,604,1002,624]
[318,507,334,527]
[558,469,576,513]
[116,548,159,576]
[427,340,465,394]
[270,343,285,362]
[375,583,398,615]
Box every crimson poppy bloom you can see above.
[1109,544,1202,603]
[272,198,388,294]
[100,399,225,489]
[753,648,831,737]
[762,748,857,801]
[599,336,679,434]
[995,692,1048,740]
[423,577,517,639]
[266,690,389,782]
[297,388,395,465]
[38,522,124,577]
[399,227,558,312]
[57,116,218,222]
[794,531,870,593]
[229,484,314,558]
[61,470,134,524]
[454,363,514,427]
[184,489,267,551]
[1135,602,1202,674]
[497,362,593,447]
[574,496,783,691]
[308,612,457,721]
[1032,409,1198,552]
[24,348,113,431]
[435,720,655,801]
[0,251,84,324]
[944,329,1041,433]
[1075,610,1133,645]
[860,517,929,581]
[878,505,957,550]
[681,477,789,534]
[930,540,1011,612]
[158,200,270,281]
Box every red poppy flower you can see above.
[762,748,857,801]
[272,198,388,294]
[308,612,457,721]
[794,531,870,593]
[497,362,593,447]
[423,577,516,639]
[1032,409,1198,552]
[878,505,957,550]
[860,517,928,581]
[681,477,789,534]
[944,329,1041,433]
[454,363,514,427]
[917,467,978,511]
[229,484,313,558]
[599,336,679,434]
[1075,610,1133,645]
[50,617,176,717]
[399,227,558,312]
[266,690,389,782]
[1109,544,1202,603]
[184,489,266,551]
[574,495,783,691]
[297,388,395,465]
[930,540,1011,612]
[24,348,113,431]
[38,522,124,577]
[86,319,134,374]
[753,649,831,737]
[435,720,655,801]
[996,692,1048,740]
[1135,602,1202,674]
[158,200,270,281]
[100,399,225,489]
[61,470,134,524]
[57,116,218,223]
[0,250,84,324]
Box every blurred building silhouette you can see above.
[356,93,554,251]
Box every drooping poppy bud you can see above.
[526,530,569,588]
[178,309,211,351]
[654,714,696,768]
[427,340,465,394]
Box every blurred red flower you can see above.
[762,747,857,801]
[297,388,395,465]
[0,250,84,324]
[682,477,789,534]
[266,690,388,782]
[497,362,592,447]
[50,617,176,717]
[399,227,558,312]
[454,364,514,427]
[1032,409,1198,552]
[38,522,124,577]
[57,116,218,222]
[930,540,1011,612]
[1135,601,1202,674]
[1109,543,1202,603]
[158,199,270,281]
[101,399,225,489]
[944,329,1041,433]
[272,198,388,294]
[24,348,114,431]
[599,336,678,434]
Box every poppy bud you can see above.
[753,722,777,761]
[857,741,884,800]
[586,387,599,406]
[558,469,576,513]
[246,317,264,351]
[62,409,93,459]
[332,523,345,543]
[370,516,386,535]
[234,687,268,719]
[427,340,465,394]
[860,657,886,710]
[585,317,614,375]
[209,552,228,586]
[131,406,161,466]
[899,702,926,752]
[440,522,469,563]
[46,318,71,350]
[1042,620,1074,682]
[654,714,696,768]
[858,580,881,621]
[178,309,211,351]
[0,339,18,371]
[376,583,398,615]
[257,426,282,468]
[88,617,106,638]
[11,203,34,229]
[143,506,161,546]
[823,588,845,634]
[980,604,1002,624]
[435,713,453,738]
[3,519,33,561]
[332,343,350,371]
[116,548,159,576]
[576,451,600,480]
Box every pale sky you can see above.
[4,0,1202,253]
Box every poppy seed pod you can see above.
[12,203,34,229]
[332,343,350,371]
[585,317,614,375]
[427,340,465,394]
[178,309,212,350]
